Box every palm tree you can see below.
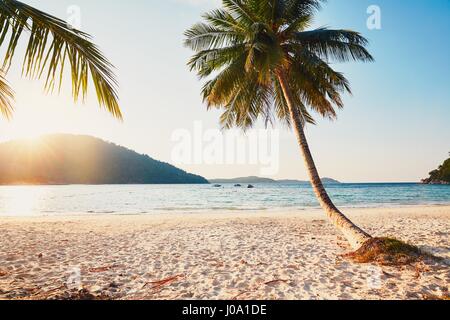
[0,0,121,119]
[185,0,374,249]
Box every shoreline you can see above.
[2,203,450,220]
[1,205,449,300]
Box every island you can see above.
[0,134,208,185]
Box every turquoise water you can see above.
[0,183,449,216]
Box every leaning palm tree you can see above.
[185,0,374,249]
[0,0,121,119]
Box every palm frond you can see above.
[272,73,315,127]
[293,28,374,63]
[283,0,323,23]
[286,49,353,119]
[281,13,313,35]
[0,0,121,118]
[202,9,248,36]
[201,53,249,107]
[184,22,242,52]
[219,73,272,130]
[222,0,257,26]
[0,72,13,119]
[188,44,247,78]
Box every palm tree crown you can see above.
[0,0,121,119]
[185,0,373,129]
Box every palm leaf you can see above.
[0,0,121,119]
[184,22,242,52]
[0,71,13,119]
[222,0,257,26]
[293,28,374,63]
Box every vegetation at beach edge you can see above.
[423,156,450,184]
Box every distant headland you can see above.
[209,176,341,185]
[0,134,208,185]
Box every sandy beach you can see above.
[0,205,449,300]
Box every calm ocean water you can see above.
[0,183,449,217]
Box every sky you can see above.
[0,0,449,182]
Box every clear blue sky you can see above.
[0,0,449,182]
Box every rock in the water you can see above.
[247,184,255,189]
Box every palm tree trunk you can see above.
[277,71,372,249]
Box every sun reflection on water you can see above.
[0,186,48,217]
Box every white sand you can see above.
[0,205,449,300]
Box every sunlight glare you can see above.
[0,186,47,217]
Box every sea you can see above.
[0,183,449,217]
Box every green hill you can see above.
[0,134,208,185]
[422,157,450,184]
